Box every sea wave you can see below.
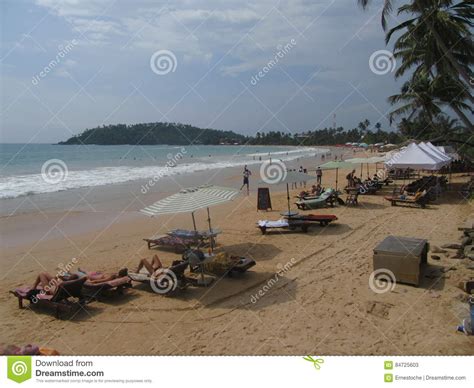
[0,147,329,199]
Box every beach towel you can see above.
[258,219,289,228]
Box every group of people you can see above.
[30,256,165,296]
[240,163,324,194]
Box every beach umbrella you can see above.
[140,185,239,249]
[258,170,316,216]
[319,161,354,190]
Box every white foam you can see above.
[0,147,329,199]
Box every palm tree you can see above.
[388,74,442,124]
[385,1,473,129]
[359,0,473,88]
[357,0,394,30]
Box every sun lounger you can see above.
[384,190,429,208]
[168,228,221,247]
[144,229,222,251]
[257,214,337,234]
[200,252,256,276]
[295,188,338,210]
[83,276,132,299]
[10,277,88,319]
[144,235,192,252]
[128,260,189,295]
[285,214,338,226]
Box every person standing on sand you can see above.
[240,165,251,195]
[316,166,322,185]
[346,169,356,187]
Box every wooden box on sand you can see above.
[373,236,429,287]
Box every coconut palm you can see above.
[359,0,473,89]
[388,74,442,124]
[357,0,394,30]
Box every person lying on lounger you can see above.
[77,268,128,284]
[30,272,78,295]
[134,255,164,276]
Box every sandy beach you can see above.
[1,157,473,355]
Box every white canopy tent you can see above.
[384,143,450,171]
[419,142,451,162]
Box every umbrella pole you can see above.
[360,163,363,177]
[336,168,338,191]
[287,183,291,215]
[207,207,214,252]
[191,212,197,232]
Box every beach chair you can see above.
[345,188,359,206]
[128,260,190,296]
[199,252,256,277]
[168,228,221,248]
[257,214,337,234]
[384,189,429,208]
[82,276,132,299]
[10,277,88,319]
[295,188,338,210]
[144,235,192,252]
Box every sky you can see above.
[0,0,406,143]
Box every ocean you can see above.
[0,143,330,200]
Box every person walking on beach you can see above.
[298,166,305,187]
[240,165,251,195]
[346,169,356,187]
[316,166,322,185]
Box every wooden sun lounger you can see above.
[83,276,132,299]
[384,194,429,208]
[144,235,192,252]
[128,260,190,295]
[10,277,88,319]
[257,214,337,234]
[199,256,256,277]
